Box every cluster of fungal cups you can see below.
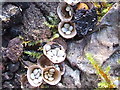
[57,2,77,39]
[26,1,97,88]
[26,39,66,87]
[57,2,97,38]
[27,64,63,87]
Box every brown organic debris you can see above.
[6,37,23,63]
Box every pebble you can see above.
[66,31,71,35]
[48,77,54,81]
[61,27,68,33]
[45,45,51,51]
[33,79,39,84]
[89,29,92,31]
[33,69,39,75]
[30,73,35,80]
[69,26,73,31]
[64,24,70,28]
[66,6,71,11]
[57,50,65,57]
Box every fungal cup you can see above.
[57,2,73,22]
[27,65,43,87]
[42,66,61,85]
[43,42,66,63]
[58,21,77,39]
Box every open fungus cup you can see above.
[58,21,77,39]
[27,65,43,87]
[37,55,54,69]
[42,66,61,85]
[43,42,66,63]
[53,37,67,51]
[54,62,66,75]
[57,2,73,22]
[37,55,66,76]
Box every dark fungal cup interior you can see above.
[61,3,71,18]
[51,44,61,50]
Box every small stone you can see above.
[69,26,73,31]
[89,29,92,31]
[30,73,35,80]
[57,50,65,57]
[64,24,70,28]
[38,77,42,82]
[49,68,55,73]
[66,31,71,35]
[61,27,68,33]
[4,72,14,80]
[66,6,71,11]
[45,45,51,51]
[33,69,38,75]
[48,77,54,81]
[33,79,39,84]
[8,62,20,72]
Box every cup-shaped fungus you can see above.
[42,66,61,85]
[57,2,73,22]
[27,65,43,87]
[43,42,66,63]
[58,21,77,39]
[54,62,65,75]
[37,55,54,69]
